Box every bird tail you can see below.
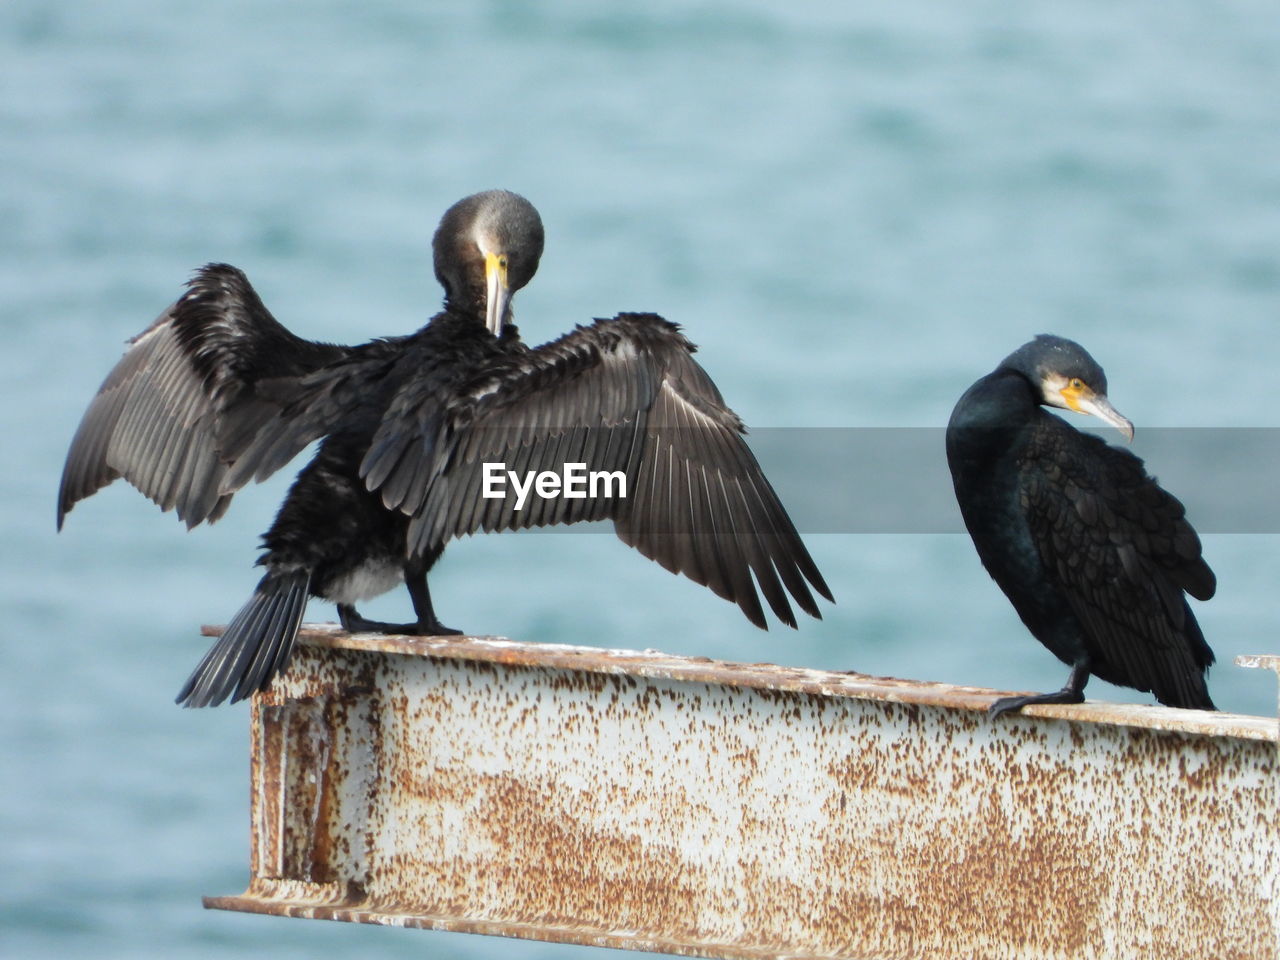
[175,569,310,708]
[1158,601,1217,711]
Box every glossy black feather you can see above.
[372,313,832,629]
[174,569,309,708]
[1018,423,1215,705]
[57,264,347,529]
[947,337,1215,712]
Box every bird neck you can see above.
[442,285,486,320]
[429,306,523,348]
[956,369,1036,423]
[439,287,518,337]
[946,370,1039,461]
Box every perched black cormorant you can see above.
[945,335,1215,717]
[59,190,832,708]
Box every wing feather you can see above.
[371,313,830,629]
[1022,423,1215,706]
[58,264,350,529]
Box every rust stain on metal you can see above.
[204,625,1280,960]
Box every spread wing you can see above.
[57,264,350,529]
[1021,421,1216,706]
[360,313,832,628]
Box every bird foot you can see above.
[338,606,463,637]
[988,688,1085,720]
[412,620,464,637]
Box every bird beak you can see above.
[484,251,511,336]
[1072,390,1135,442]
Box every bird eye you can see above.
[1069,378,1085,390]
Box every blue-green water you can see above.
[5,2,1280,957]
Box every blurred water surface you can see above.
[4,2,1280,958]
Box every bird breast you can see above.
[322,559,405,604]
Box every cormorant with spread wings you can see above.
[58,190,832,707]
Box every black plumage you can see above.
[58,190,832,707]
[945,335,1215,717]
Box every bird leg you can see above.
[336,561,462,637]
[403,560,462,635]
[988,661,1090,719]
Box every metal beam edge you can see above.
[201,623,1279,741]
[201,894,875,960]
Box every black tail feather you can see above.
[176,569,310,708]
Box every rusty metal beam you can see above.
[205,625,1280,960]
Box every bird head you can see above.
[1001,334,1135,441]
[433,190,545,335]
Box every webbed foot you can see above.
[337,604,462,637]
[988,687,1086,719]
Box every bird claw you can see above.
[987,688,1085,720]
